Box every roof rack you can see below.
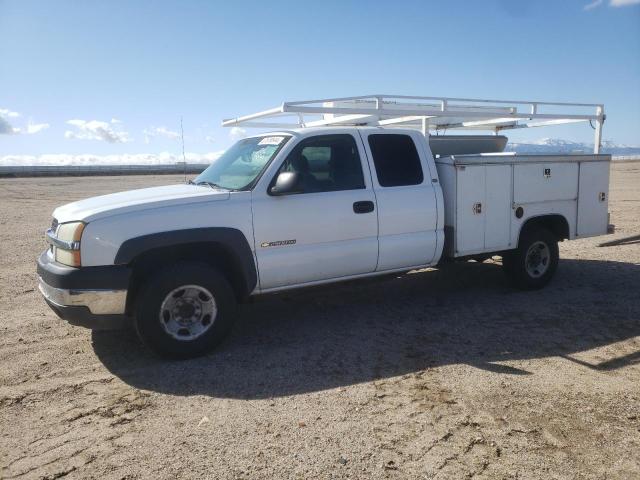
[222,94,606,153]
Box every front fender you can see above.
[79,193,254,266]
[114,227,257,294]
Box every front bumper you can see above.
[36,251,131,329]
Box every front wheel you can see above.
[502,228,559,290]
[134,262,237,359]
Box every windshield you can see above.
[193,135,291,190]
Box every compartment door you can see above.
[484,165,512,250]
[455,165,485,253]
[577,161,610,237]
[513,163,578,203]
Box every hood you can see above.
[53,184,230,223]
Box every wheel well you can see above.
[125,242,250,314]
[519,215,570,244]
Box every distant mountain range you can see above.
[506,138,640,156]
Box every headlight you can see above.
[46,221,85,267]
[56,222,85,244]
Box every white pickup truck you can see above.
[37,95,613,358]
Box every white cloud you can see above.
[155,127,180,139]
[0,151,225,167]
[584,0,603,9]
[196,124,217,145]
[610,0,640,5]
[585,0,640,8]
[0,108,20,118]
[143,126,181,143]
[26,122,50,134]
[64,118,131,143]
[229,126,247,141]
[0,108,20,134]
[1,109,48,135]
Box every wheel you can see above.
[502,228,559,290]
[134,262,237,359]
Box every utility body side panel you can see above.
[437,163,512,255]
[484,165,512,250]
[513,163,578,204]
[577,161,610,236]
[435,153,610,257]
[455,166,485,252]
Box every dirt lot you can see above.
[1,163,639,479]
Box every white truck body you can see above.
[436,153,611,257]
[37,94,613,357]
[45,126,611,292]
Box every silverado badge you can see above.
[260,239,296,248]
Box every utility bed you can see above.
[435,153,611,257]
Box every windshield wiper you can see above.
[195,181,238,191]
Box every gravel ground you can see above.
[1,164,639,480]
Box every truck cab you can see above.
[250,128,443,290]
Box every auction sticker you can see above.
[258,136,285,146]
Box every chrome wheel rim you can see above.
[159,285,217,341]
[525,241,550,278]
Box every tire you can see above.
[134,262,237,359]
[502,228,559,290]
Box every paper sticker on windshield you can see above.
[258,136,285,146]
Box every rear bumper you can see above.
[37,251,131,329]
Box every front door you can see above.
[251,132,378,290]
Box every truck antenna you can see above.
[180,116,187,183]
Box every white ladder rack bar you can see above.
[283,94,602,109]
[221,94,606,153]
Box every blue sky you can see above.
[1,0,639,162]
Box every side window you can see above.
[368,134,424,187]
[277,134,365,193]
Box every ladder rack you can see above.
[222,94,606,153]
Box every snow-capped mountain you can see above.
[506,138,640,155]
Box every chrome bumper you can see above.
[38,276,127,315]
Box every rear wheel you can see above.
[134,262,236,359]
[502,228,559,290]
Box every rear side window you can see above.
[368,134,424,187]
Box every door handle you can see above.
[353,201,375,214]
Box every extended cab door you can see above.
[251,131,378,290]
[359,130,440,270]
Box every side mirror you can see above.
[269,171,303,196]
